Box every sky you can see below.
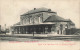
[0,0,80,28]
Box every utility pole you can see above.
[0,25,1,33]
[33,27,34,36]
[5,24,6,34]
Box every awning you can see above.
[13,22,55,27]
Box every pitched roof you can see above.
[22,8,56,15]
[44,15,69,22]
[28,8,49,13]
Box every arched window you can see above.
[66,24,68,28]
[60,24,63,30]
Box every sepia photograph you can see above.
[0,0,80,50]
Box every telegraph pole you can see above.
[5,24,6,34]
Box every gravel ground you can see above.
[0,34,80,42]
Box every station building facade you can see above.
[11,8,75,35]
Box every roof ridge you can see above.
[21,8,56,15]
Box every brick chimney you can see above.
[48,9,51,11]
[34,8,36,10]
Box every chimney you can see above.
[34,8,36,10]
[48,9,51,11]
